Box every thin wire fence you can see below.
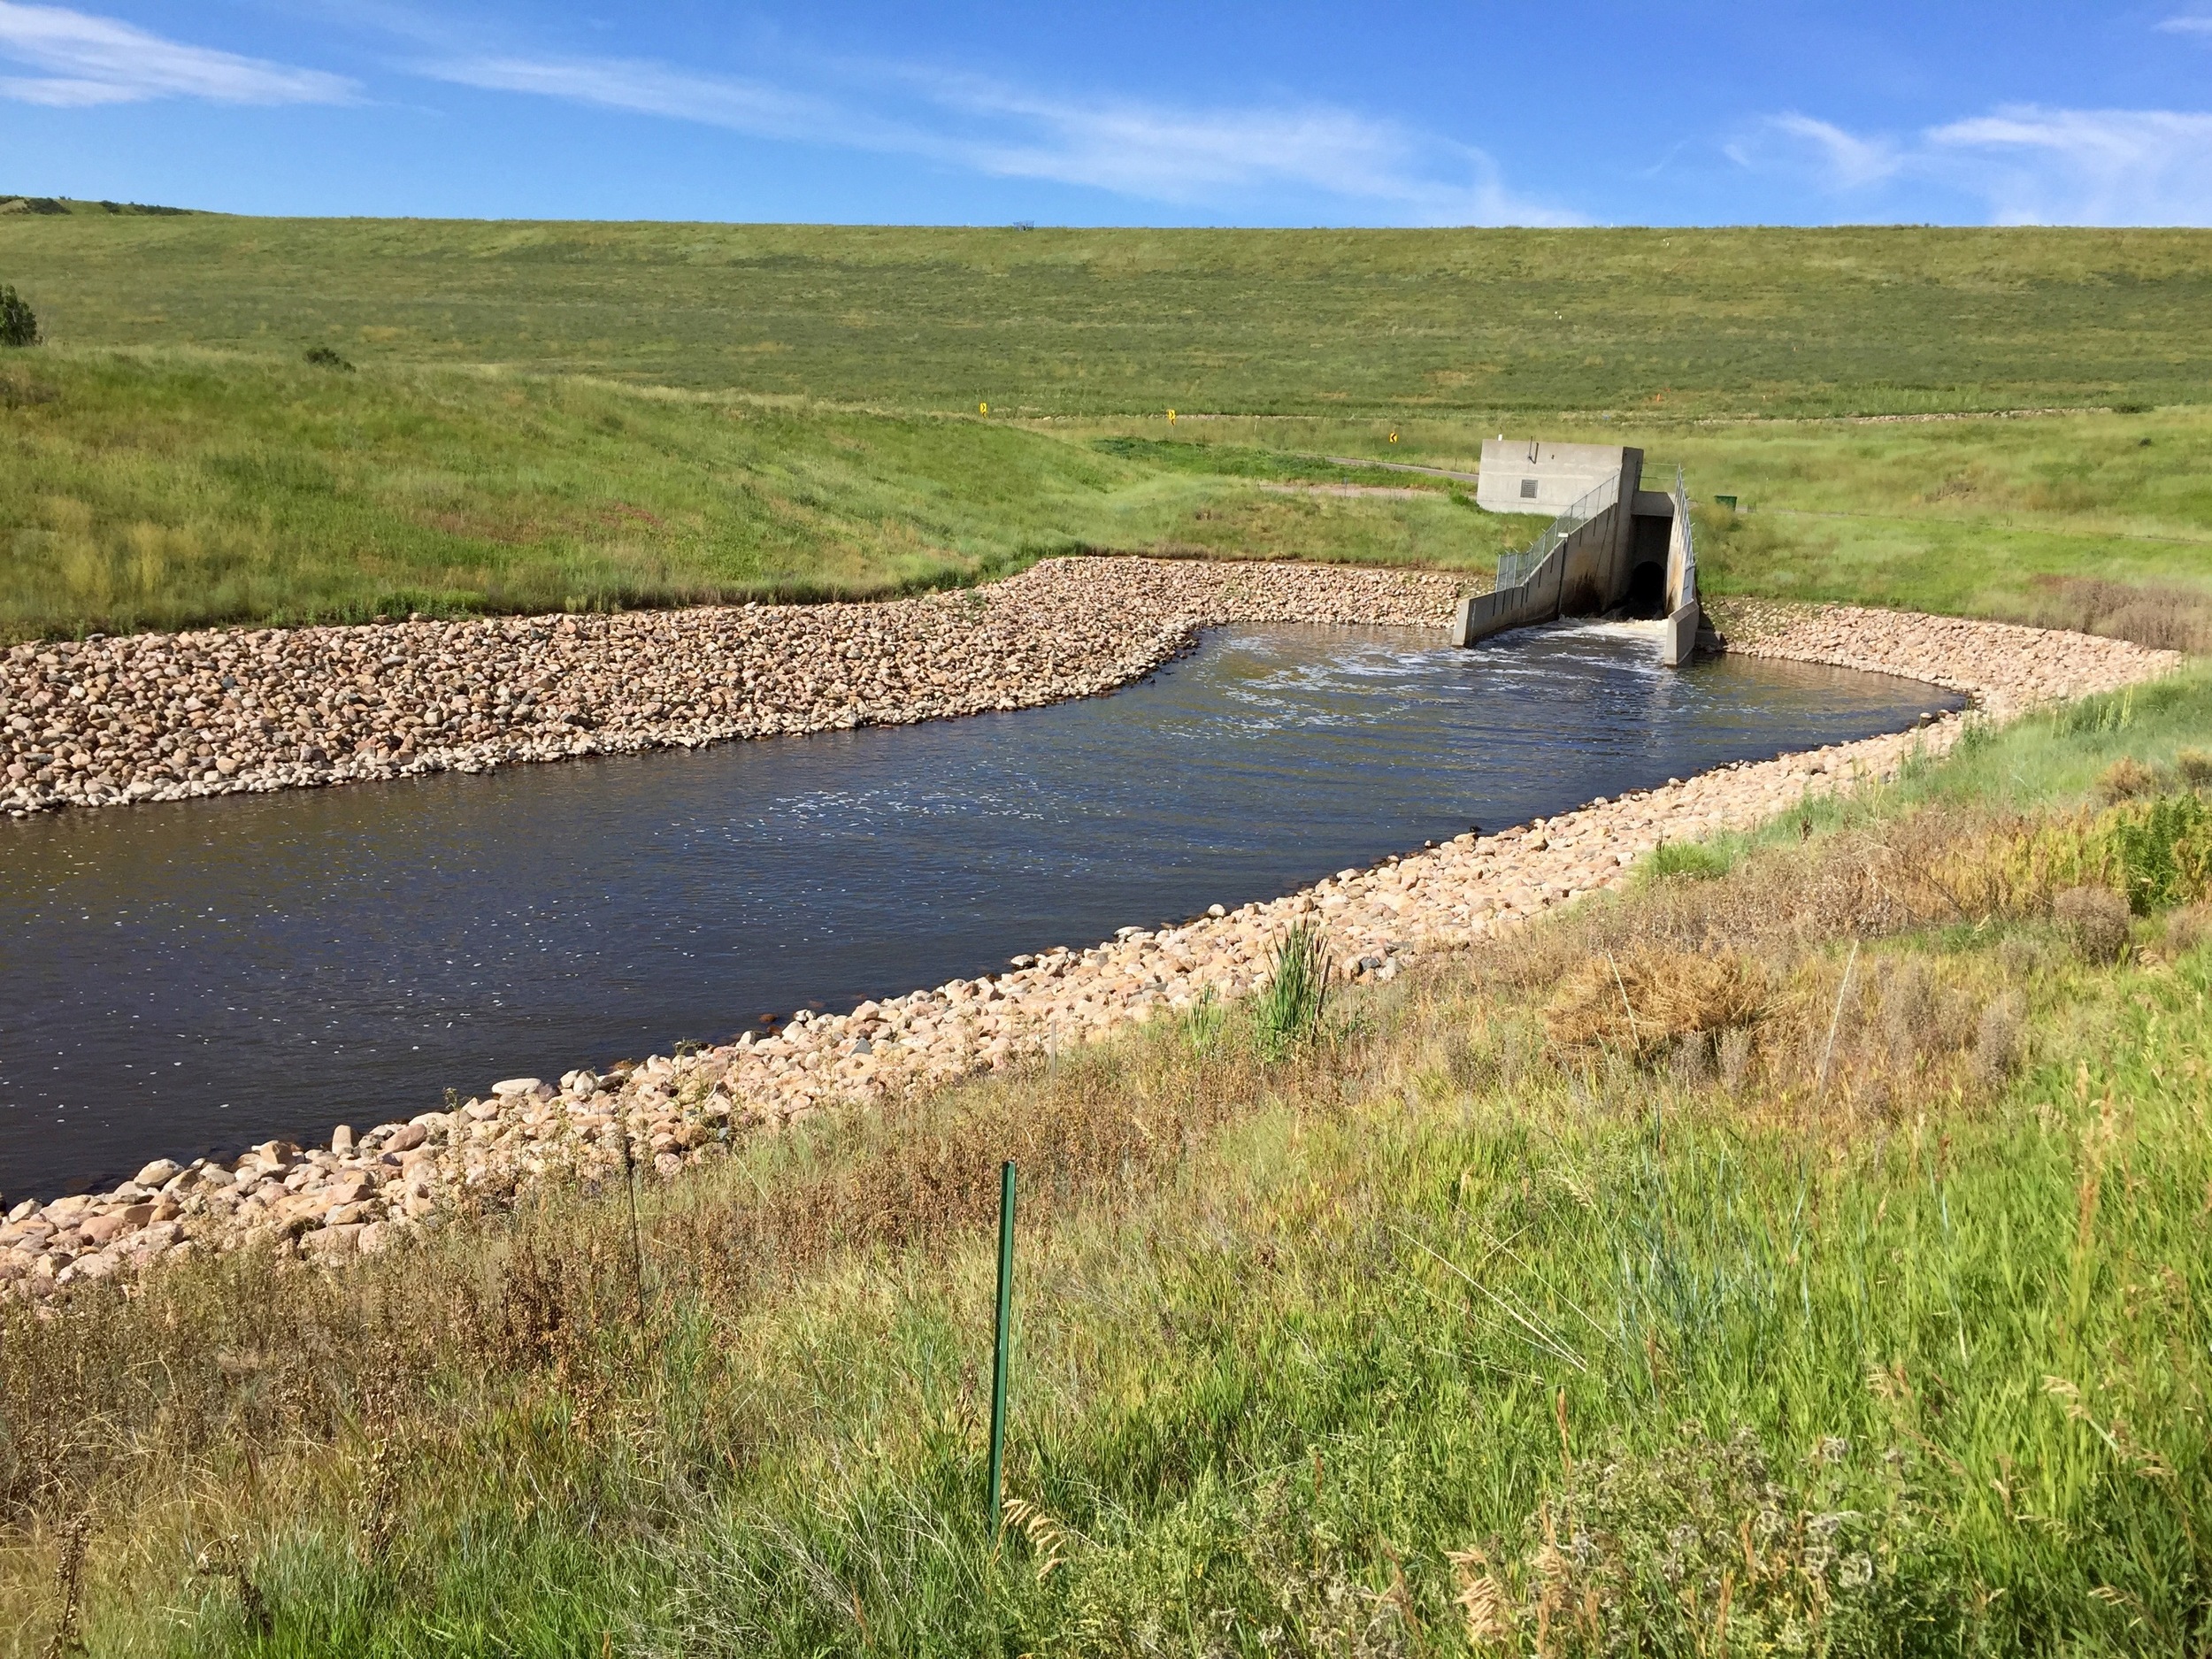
[1672,464,1696,603]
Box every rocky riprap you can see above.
[1,557,1463,818]
[0,594,2181,1298]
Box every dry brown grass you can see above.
[2054,885,2133,963]
[1543,950,1766,1060]
[2026,575,2212,656]
[1490,806,2084,1129]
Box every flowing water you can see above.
[0,622,1960,1198]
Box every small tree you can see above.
[0,285,37,347]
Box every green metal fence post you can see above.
[987,1159,1017,1543]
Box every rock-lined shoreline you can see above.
[1,557,1463,818]
[0,588,2181,1298]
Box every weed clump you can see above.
[1544,949,1764,1061]
[1253,922,1331,1059]
[1971,993,2026,1088]
[2054,885,2131,963]
[303,345,354,371]
[2098,790,2212,911]
[2165,902,2212,958]
[2177,748,2212,788]
[1634,840,1732,885]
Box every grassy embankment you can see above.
[6,216,2212,641]
[4,657,2209,1653]
[0,352,1520,638]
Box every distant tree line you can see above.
[1,196,191,215]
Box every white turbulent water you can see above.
[0,622,1957,1198]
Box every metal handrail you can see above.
[1672,464,1695,598]
[1496,470,1621,590]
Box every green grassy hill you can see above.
[6,214,2212,641]
[8,216,2212,417]
[0,351,1528,636]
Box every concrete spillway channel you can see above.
[1452,441,1701,666]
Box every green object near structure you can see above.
[987,1159,1017,1542]
[1713,494,1739,511]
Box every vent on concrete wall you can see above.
[1520,478,1538,497]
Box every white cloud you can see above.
[1735,112,1902,190]
[2155,14,2212,33]
[0,0,356,105]
[1930,105,2212,225]
[417,50,1578,225]
[1731,104,2212,226]
[426,55,849,144]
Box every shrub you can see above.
[1971,993,2025,1089]
[2095,790,2212,912]
[0,284,37,348]
[2053,885,2131,963]
[2176,748,2212,788]
[2097,756,2158,803]
[303,345,354,371]
[2166,902,2212,958]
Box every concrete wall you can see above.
[1474,438,1628,515]
[1459,441,1701,664]
[1662,602,1699,667]
[1451,542,1565,646]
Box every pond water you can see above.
[0,622,1960,1198]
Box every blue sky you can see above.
[4,1,2211,226]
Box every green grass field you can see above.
[9,214,2212,417]
[0,349,1532,636]
[5,212,2212,641]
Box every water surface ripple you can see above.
[1,623,1958,1197]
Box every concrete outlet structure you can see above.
[1454,442,1701,666]
[1472,438,1632,516]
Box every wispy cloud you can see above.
[2154,13,2212,34]
[418,50,1578,225]
[1731,104,2212,226]
[0,0,355,106]
[1729,112,1901,189]
[1930,106,2212,225]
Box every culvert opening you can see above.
[1624,559,1669,619]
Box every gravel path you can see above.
[0,586,2182,1297]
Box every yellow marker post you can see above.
[1388,429,1400,444]
[1167,409,1177,425]
[979,402,989,415]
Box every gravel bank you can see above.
[0,595,2181,1297]
[1,557,1463,818]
